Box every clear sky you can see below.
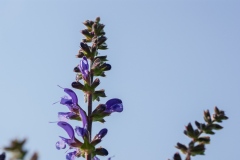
[0,0,240,160]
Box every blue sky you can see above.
[0,0,240,160]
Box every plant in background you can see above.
[169,107,228,160]
[54,17,123,160]
[1,138,38,160]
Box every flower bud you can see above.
[95,17,100,23]
[173,153,182,160]
[97,36,107,46]
[91,78,100,89]
[74,66,80,73]
[95,148,108,156]
[81,29,93,39]
[72,82,84,90]
[80,42,90,55]
[76,50,84,58]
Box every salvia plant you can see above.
[53,17,123,160]
[170,106,228,160]
[1,17,228,160]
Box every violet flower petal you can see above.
[75,126,87,137]
[58,112,76,122]
[79,108,87,128]
[58,121,75,139]
[105,98,123,113]
[66,151,76,160]
[60,96,72,105]
[96,128,108,139]
[79,56,89,79]
[56,139,66,150]
[64,88,78,104]
[92,157,100,160]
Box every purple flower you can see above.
[56,139,66,150]
[60,88,79,112]
[56,121,82,148]
[79,107,87,128]
[105,98,123,113]
[58,112,77,122]
[75,108,88,137]
[66,151,77,160]
[79,56,89,80]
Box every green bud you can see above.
[91,78,100,89]
[97,36,107,46]
[92,58,101,70]
[91,43,97,56]
[173,152,182,160]
[95,17,100,23]
[209,124,223,130]
[76,49,84,58]
[93,23,98,35]
[94,56,108,62]
[80,42,91,56]
[197,136,210,144]
[195,121,206,130]
[214,106,220,114]
[176,143,188,154]
[83,20,94,31]
[203,110,212,124]
[190,144,205,156]
[98,43,108,50]
[93,89,106,101]
[184,123,195,139]
[81,29,94,39]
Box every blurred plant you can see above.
[2,138,38,160]
[169,106,228,160]
[54,17,123,160]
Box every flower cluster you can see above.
[53,17,123,160]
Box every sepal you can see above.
[80,137,95,155]
[93,89,106,101]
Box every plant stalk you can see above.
[86,60,94,160]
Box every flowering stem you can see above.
[185,154,191,160]
[87,93,93,140]
[86,60,93,160]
